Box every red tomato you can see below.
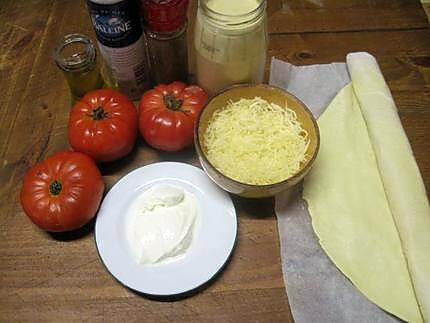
[20,151,104,232]
[139,82,208,151]
[68,89,138,162]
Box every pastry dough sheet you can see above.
[271,57,400,323]
[303,82,423,322]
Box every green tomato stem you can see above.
[49,180,62,196]
[164,94,183,111]
[91,107,108,120]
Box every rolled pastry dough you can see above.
[303,71,426,321]
[347,52,430,322]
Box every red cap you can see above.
[141,0,189,33]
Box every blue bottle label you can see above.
[87,0,142,48]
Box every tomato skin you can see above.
[20,151,104,232]
[68,89,138,162]
[139,82,208,151]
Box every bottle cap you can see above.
[141,0,189,33]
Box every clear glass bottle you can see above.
[141,0,189,85]
[146,22,188,84]
[194,0,268,95]
[54,33,104,102]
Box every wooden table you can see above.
[1,0,429,321]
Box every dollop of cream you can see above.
[126,184,198,264]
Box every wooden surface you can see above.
[1,0,430,322]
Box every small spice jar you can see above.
[194,0,268,95]
[54,33,104,102]
[141,0,189,85]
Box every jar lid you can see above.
[141,0,189,33]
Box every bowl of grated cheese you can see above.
[194,84,320,198]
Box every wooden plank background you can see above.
[1,0,430,321]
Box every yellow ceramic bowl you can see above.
[194,84,320,198]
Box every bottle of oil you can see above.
[53,33,104,103]
[87,0,151,100]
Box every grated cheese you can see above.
[203,97,310,185]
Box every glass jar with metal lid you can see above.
[194,0,267,95]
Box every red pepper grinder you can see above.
[141,0,189,85]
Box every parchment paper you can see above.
[270,57,400,323]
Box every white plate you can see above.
[95,162,237,297]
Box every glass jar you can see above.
[146,23,189,84]
[194,0,268,95]
[54,33,104,102]
[141,0,189,85]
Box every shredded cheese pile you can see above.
[203,97,310,185]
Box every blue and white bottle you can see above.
[87,0,151,100]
